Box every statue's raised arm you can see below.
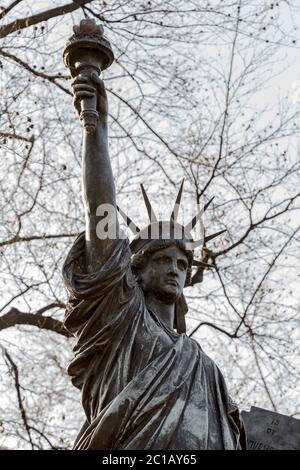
[64,19,117,272]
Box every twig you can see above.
[0,131,34,143]
[252,342,277,412]
[0,231,79,248]
[3,349,34,449]
[0,1,23,20]
[0,48,71,95]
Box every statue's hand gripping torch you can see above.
[63,19,114,134]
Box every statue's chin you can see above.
[152,286,181,304]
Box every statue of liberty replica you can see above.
[62,19,246,450]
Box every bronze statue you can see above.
[62,19,246,450]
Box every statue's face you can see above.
[139,245,188,303]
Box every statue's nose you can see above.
[168,260,178,274]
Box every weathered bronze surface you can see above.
[62,19,246,450]
[242,406,300,450]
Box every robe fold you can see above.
[62,233,246,450]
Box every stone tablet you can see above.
[242,406,300,450]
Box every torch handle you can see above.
[78,67,100,134]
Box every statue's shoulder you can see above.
[185,335,225,374]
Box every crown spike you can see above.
[204,228,226,244]
[203,227,206,247]
[184,209,203,233]
[140,184,157,223]
[204,196,214,212]
[184,195,215,233]
[170,178,184,222]
[117,205,140,234]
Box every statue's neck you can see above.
[144,293,175,330]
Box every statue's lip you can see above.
[165,279,179,287]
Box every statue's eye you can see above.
[178,260,187,270]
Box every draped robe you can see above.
[62,233,246,450]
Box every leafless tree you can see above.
[0,0,299,448]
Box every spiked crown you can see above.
[117,180,225,287]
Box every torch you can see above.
[63,18,114,134]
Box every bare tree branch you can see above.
[215,193,300,258]
[233,224,300,337]
[0,131,34,143]
[0,1,23,21]
[107,87,179,159]
[0,48,71,95]
[0,0,94,39]
[199,0,241,199]
[252,342,277,412]
[0,232,78,248]
[0,307,70,337]
[3,349,34,449]
[188,320,237,339]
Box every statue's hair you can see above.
[130,239,192,287]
